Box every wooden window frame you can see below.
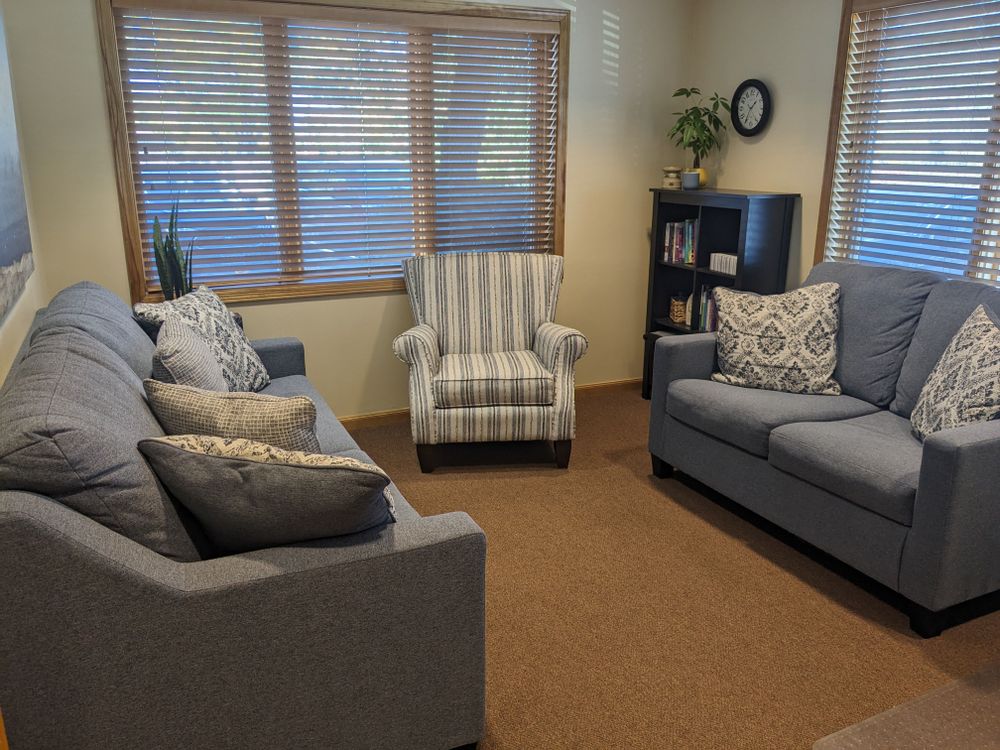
[95,0,570,304]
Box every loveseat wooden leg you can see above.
[554,440,572,469]
[651,454,673,478]
[416,444,436,473]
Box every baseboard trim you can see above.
[339,378,642,430]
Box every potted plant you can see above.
[667,87,730,188]
[152,202,195,300]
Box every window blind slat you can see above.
[112,3,562,296]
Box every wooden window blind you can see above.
[97,0,568,303]
[819,0,1000,284]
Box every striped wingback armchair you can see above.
[393,252,588,472]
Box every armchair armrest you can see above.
[0,490,486,749]
[649,333,717,449]
[900,420,1000,611]
[533,322,588,372]
[392,324,441,374]
[251,337,306,378]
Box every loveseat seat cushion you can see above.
[769,411,922,526]
[892,279,1000,418]
[804,262,939,408]
[432,351,554,408]
[0,326,204,561]
[666,379,879,457]
[260,375,358,455]
[33,281,155,381]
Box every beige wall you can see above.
[0,0,686,415]
[685,0,843,286]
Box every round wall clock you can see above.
[731,79,771,137]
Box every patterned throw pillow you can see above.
[713,283,842,395]
[152,317,228,391]
[134,287,269,392]
[144,379,321,453]
[910,305,1000,440]
[138,435,396,554]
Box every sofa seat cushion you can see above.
[260,375,358,455]
[433,351,554,408]
[769,411,923,526]
[667,379,880,457]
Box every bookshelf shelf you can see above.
[642,187,799,398]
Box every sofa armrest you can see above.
[251,337,306,378]
[648,333,717,450]
[0,490,486,749]
[533,322,588,372]
[900,420,1000,611]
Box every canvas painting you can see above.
[0,6,31,321]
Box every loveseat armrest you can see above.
[251,337,306,378]
[900,420,1000,611]
[649,333,716,449]
[533,322,588,372]
[0,490,486,749]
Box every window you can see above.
[97,0,568,303]
[818,0,1000,284]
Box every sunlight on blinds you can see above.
[113,4,562,296]
[825,0,1000,284]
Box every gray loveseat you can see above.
[649,262,1000,637]
[0,282,485,750]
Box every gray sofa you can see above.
[649,262,1000,637]
[0,282,485,750]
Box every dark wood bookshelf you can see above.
[642,187,799,398]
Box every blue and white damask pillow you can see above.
[911,304,1000,441]
[135,287,269,392]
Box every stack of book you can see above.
[697,285,719,332]
[663,219,699,265]
[708,252,738,275]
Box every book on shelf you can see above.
[662,218,699,265]
[708,252,738,275]
[697,284,719,332]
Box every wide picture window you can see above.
[97,0,568,302]
[820,0,1000,283]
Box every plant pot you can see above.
[681,171,700,190]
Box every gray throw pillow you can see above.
[910,305,1000,440]
[152,317,228,391]
[139,436,396,554]
[713,283,842,395]
[134,287,269,392]
[144,379,321,453]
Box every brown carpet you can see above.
[349,383,1000,750]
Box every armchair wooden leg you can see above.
[416,444,436,473]
[554,440,572,469]
[651,454,673,478]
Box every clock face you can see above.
[738,87,764,130]
[731,79,771,136]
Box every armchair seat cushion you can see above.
[433,350,555,408]
[769,411,923,525]
[667,379,879,457]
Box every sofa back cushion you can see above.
[804,262,939,407]
[33,281,155,381]
[892,278,1000,417]
[0,326,204,561]
[402,252,563,354]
